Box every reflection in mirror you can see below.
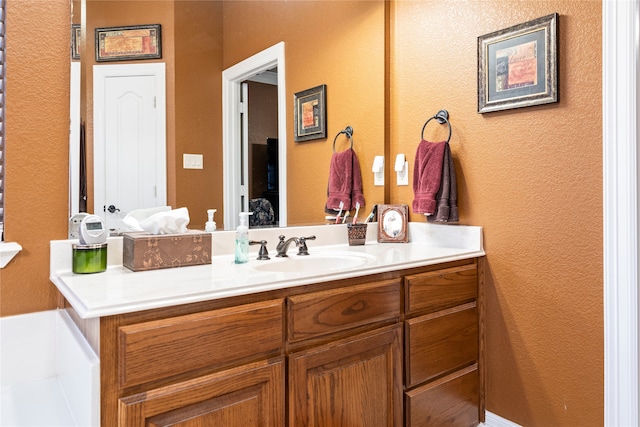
[71,0,386,231]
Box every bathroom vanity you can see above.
[51,223,485,426]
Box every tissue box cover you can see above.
[123,230,211,272]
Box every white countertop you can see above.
[50,222,484,319]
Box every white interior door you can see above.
[94,63,167,233]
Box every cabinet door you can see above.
[118,358,284,427]
[289,324,403,427]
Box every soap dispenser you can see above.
[205,209,217,232]
[234,212,253,264]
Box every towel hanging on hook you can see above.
[413,109,458,221]
[326,125,365,212]
[333,126,354,152]
[421,109,452,143]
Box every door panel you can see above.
[93,64,166,233]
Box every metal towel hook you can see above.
[333,126,354,152]
[421,110,452,143]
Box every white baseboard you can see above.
[481,411,522,427]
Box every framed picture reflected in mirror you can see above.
[377,204,408,243]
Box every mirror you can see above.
[71,0,386,231]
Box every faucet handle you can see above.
[297,235,316,256]
[249,240,270,260]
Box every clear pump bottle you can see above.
[234,212,252,264]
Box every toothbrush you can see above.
[335,201,344,224]
[352,202,360,224]
[365,205,377,223]
[342,211,350,224]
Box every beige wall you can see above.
[390,1,603,425]
[2,1,604,426]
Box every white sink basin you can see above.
[251,251,375,274]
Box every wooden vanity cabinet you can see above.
[89,258,483,426]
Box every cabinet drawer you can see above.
[287,279,400,342]
[118,299,283,388]
[405,264,477,315]
[405,364,479,427]
[405,303,478,387]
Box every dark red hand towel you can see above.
[412,140,447,215]
[326,148,365,212]
[429,142,459,222]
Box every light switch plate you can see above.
[396,162,409,186]
[183,154,203,169]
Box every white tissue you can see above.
[122,206,172,232]
[139,207,191,235]
[122,206,190,235]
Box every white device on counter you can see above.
[79,215,108,245]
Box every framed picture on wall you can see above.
[478,13,558,113]
[95,24,162,62]
[71,24,81,60]
[294,84,327,142]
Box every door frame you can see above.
[93,62,167,221]
[603,0,639,425]
[222,42,287,230]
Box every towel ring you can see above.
[333,126,354,152]
[421,110,451,143]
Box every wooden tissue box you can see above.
[123,230,211,272]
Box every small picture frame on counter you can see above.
[377,204,408,243]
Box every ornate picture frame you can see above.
[293,84,327,142]
[377,204,409,243]
[71,24,81,60]
[95,24,162,62]
[478,13,558,113]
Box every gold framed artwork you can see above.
[294,84,327,142]
[478,13,558,113]
[95,24,162,62]
[377,204,409,243]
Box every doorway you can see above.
[222,42,287,230]
[244,78,279,227]
[93,63,167,232]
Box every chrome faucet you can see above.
[275,235,299,257]
[275,235,317,257]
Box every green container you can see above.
[72,243,107,274]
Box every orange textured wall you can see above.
[391,1,603,425]
[174,1,223,229]
[223,1,386,225]
[1,1,71,315]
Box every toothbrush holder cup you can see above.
[347,223,368,246]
